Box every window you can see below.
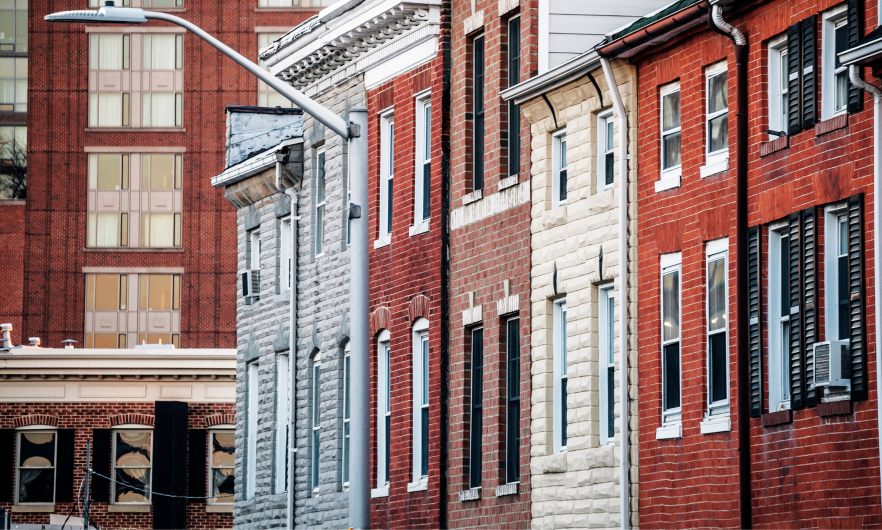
[0,57,26,112]
[0,125,25,199]
[257,0,336,6]
[16,430,56,504]
[599,287,615,446]
[473,35,485,191]
[411,319,429,486]
[315,149,326,255]
[379,113,394,241]
[112,429,152,504]
[598,112,614,191]
[0,0,27,52]
[276,353,290,493]
[826,209,851,343]
[661,254,682,426]
[209,430,235,504]
[248,230,261,271]
[414,94,431,225]
[505,318,520,484]
[659,83,681,186]
[311,353,321,492]
[552,132,567,207]
[141,35,183,127]
[280,217,291,291]
[376,332,391,491]
[342,345,351,487]
[823,6,849,119]
[84,273,181,349]
[257,33,293,108]
[87,154,130,248]
[468,327,483,489]
[706,239,729,417]
[769,226,792,411]
[246,361,258,499]
[141,154,183,247]
[507,17,521,178]
[706,63,728,164]
[552,300,567,453]
[768,37,789,137]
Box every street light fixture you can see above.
[44,3,371,528]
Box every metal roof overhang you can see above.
[501,51,601,105]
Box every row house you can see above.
[595,0,882,526]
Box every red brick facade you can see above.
[445,0,533,526]
[632,0,882,526]
[0,200,25,345]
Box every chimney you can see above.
[0,323,12,350]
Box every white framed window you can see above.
[15,428,56,505]
[705,62,729,168]
[276,353,290,493]
[315,149,326,256]
[248,230,261,271]
[599,286,615,446]
[822,5,849,120]
[768,36,789,138]
[208,429,235,505]
[311,353,321,492]
[342,344,351,487]
[660,253,682,429]
[0,57,27,112]
[768,224,792,411]
[378,112,394,244]
[825,204,851,343]
[551,131,567,208]
[246,361,258,499]
[597,112,614,191]
[413,93,432,229]
[111,428,153,504]
[658,82,681,190]
[552,299,567,453]
[705,239,730,419]
[280,217,291,291]
[374,330,391,496]
[410,318,429,490]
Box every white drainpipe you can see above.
[600,56,630,530]
[849,64,882,511]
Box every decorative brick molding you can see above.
[109,413,155,427]
[205,414,236,428]
[408,295,431,322]
[463,9,484,35]
[760,135,789,157]
[498,0,518,16]
[761,409,792,427]
[819,399,852,417]
[369,306,392,337]
[13,414,59,428]
[816,114,848,136]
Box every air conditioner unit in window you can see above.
[812,340,851,391]
[242,269,260,299]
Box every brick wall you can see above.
[0,200,25,345]
[634,0,882,526]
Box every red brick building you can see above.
[606,0,882,526]
[0,199,25,346]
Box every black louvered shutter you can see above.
[802,207,819,406]
[91,429,112,503]
[0,429,14,502]
[801,15,818,130]
[55,429,76,503]
[188,429,207,502]
[748,226,763,417]
[788,212,806,409]
[847,194,869,401]
[153,401,189,530]
[847,0,865,113]
[787,22,803,136]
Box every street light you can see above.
[44,3,372,528]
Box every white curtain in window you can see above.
[99,34,123,70]
[98,93,122,127]
[96,213,119,247]
[144,93,175,127]
[147,35,175,70]
[149,213,174,247]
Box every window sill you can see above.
[373,237,391,249]
[499,174,519,190]
[409,220,430,237]
[655,423,681,440]
[85,127,186,133]
[370,485,389,498]
[699,156,729,179]
[816,113,848,136]
[700,413,731,434]
[819,399,852,417]
[206,504,234,513]
[655,175,681,193]
[760,135,789,157]
[407,478,428,492]
[458,487,481,502]
[462,189,483,206]
[108,504,151,513]
[761,409,792,427]
[82,247,185,252]
[11,505,54,513]
[496,482,518,497]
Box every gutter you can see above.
[709,4,751,529]
[501,50,600,106]
[597,1,709,59]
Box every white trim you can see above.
[411,318,429,483]
[768,226,791,411]
[660,251,682,270]
[111,428,153,505]
[208,429,235,505]
[407,477,429,492]
[552,299,567,454]
[705,61,729,167]
[275,353,290,494]
[246,361,258,499]
[659,82,682,186]
[655,176,681,192]
[706,237,728,256]
[315,148,327,257]
[249,230,261,271]
[538,0,549,74]
[699,414,731,434]
[655,422,681,440]
[768,35,789,138]
[310,353,321,492]
[700,156,729,179]
[378,112,395,244]
[370,485,389,498]
[822,5,850,120]
[705,239,730,418]
[342,344,351,488]
[661,254,682,426]
[597,110,615,192]
[376,330,391,489]
[551,130,567,208]
[413,91,432,227]
[364,38,438,89]
[15,429,57,506]
[825,203,850,342]
[599,285,615,447]
[280,216,292,292]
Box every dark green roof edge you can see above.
[606,0,703,42]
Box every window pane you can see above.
[709,332,727,403]
[19,432,55,468]
[663,132,681,170]
[211,432,235,468]
[148,214,174,247]
[147,93,176,127]
[18,469,55,503]
[86,274,95,310]
[115,431,152,465]
[93,334,118,349]
[708,72,728,115]
[150,154,175,189]
[95,274,120,310]
[97,155,122,190]
[663,342,681,410]
[707,258,726,332]
[317,151,326,203]
[146,35,176,70]
[708,114,728,153]
[147,274,172,310]
[662,270,680,341]
[115,468,150,503]
[96,213,119,247]
[662,91,680,131]
[97,93,123,127]
[98,35,123,70]
[835,23,848,69]
[212,468,234,504]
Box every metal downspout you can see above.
[600,57,630,530]
[709,5,751,529]
[849,64,882,515]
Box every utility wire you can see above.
[88,469,219,500]
[61,475,86,530]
